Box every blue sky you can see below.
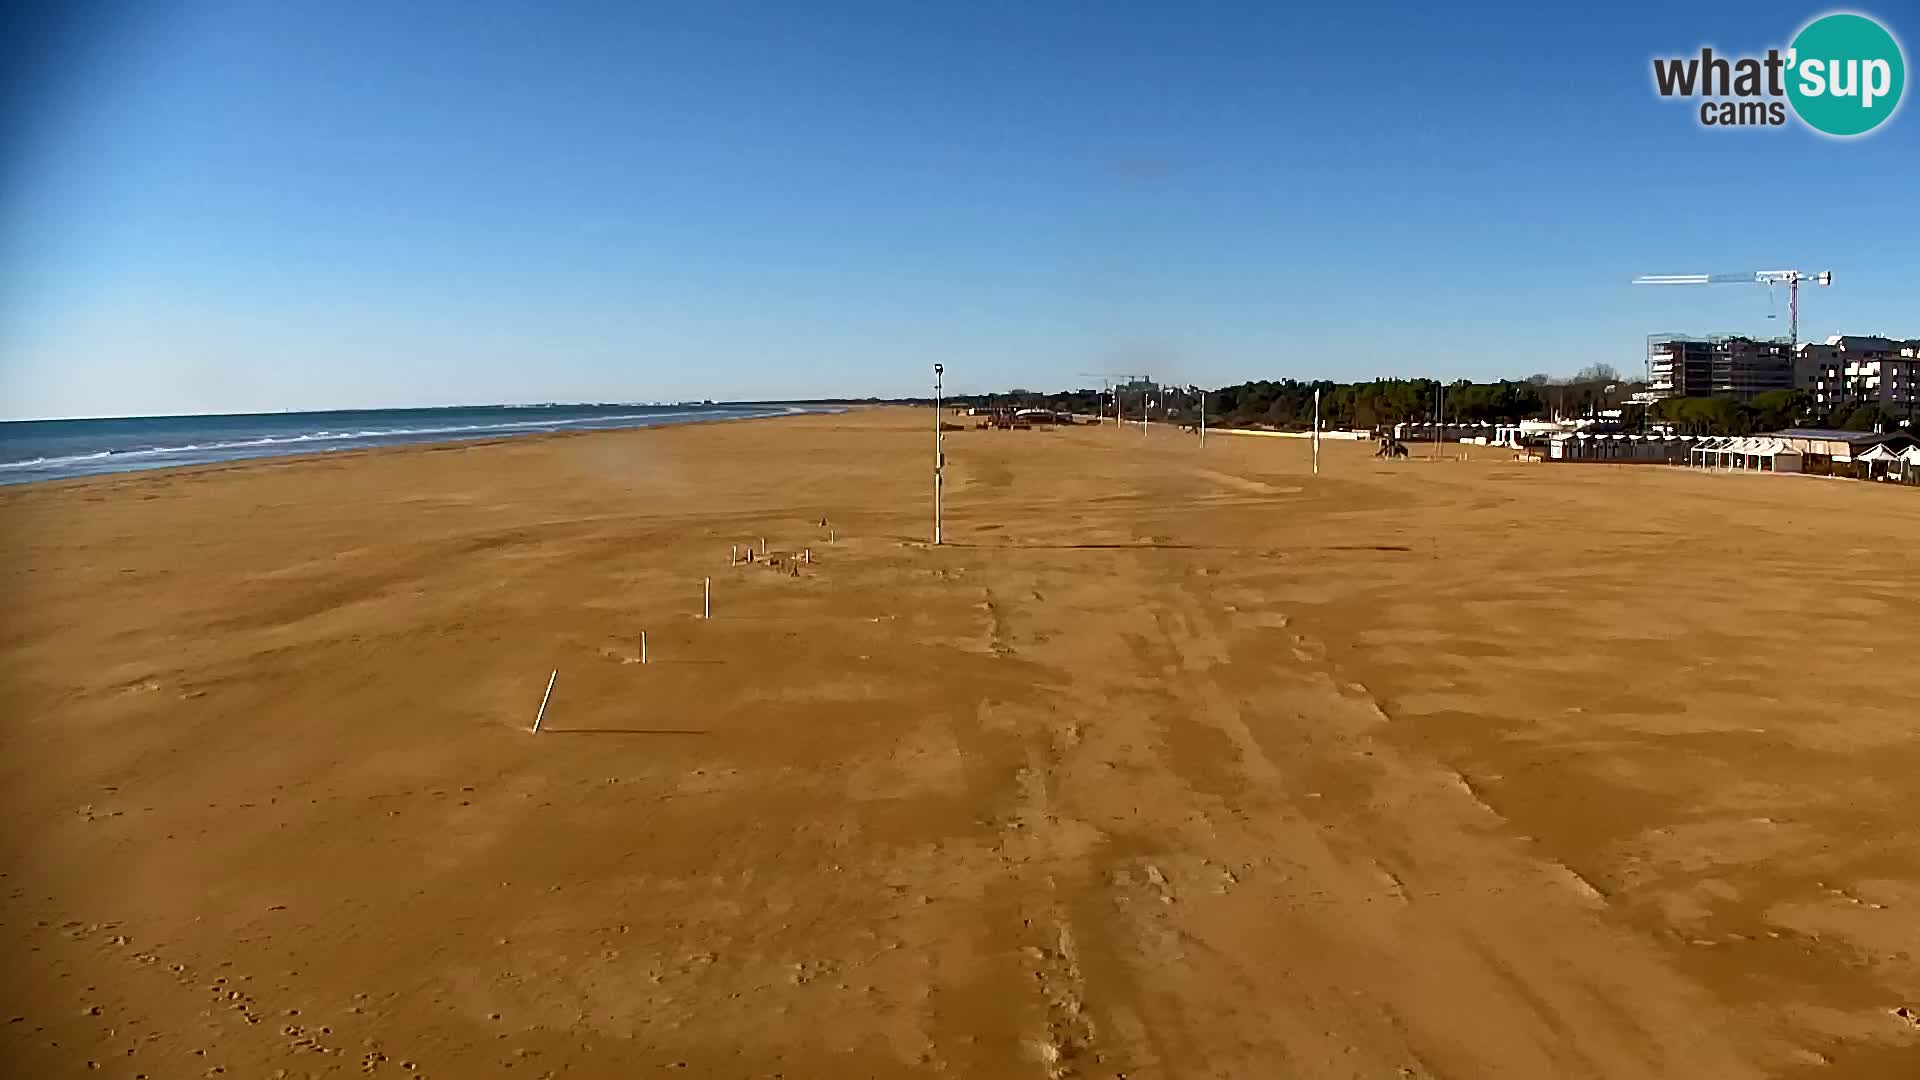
[2,1,1914,418]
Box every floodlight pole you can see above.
[933,363,944,546]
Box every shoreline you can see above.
[0,403,852,494]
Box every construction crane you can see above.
[1632,269,1833,357]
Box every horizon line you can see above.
[0,376,1658,425]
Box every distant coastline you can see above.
[0,402,842,486]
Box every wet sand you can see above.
[3,407,1919,1078]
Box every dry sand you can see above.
[3,407,1919,1079]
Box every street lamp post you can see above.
[933,364,944,546]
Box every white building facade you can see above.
[1804,335,1920,413]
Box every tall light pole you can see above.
[933,363,944,546]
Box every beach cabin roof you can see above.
[1696,436,1797,458]
[1773,428,1917,453]
[1776,427,1895,442]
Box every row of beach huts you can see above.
[1547,427,1920,484]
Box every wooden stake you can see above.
[640,631,647,664]
[704,577,711,619]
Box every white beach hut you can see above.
[1689,435,1732,468]
[1857,442,1904,480]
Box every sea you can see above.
[0,402,836,486]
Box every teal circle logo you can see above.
[1787,13,1906,136]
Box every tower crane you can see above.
[1632,269,1832,357]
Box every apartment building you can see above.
[1646,335,1793,401]
[1803,335,1920,413]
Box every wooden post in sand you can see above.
[731,544,737,566]
[1312,387,1321,477]
[532,670,557,734]
[804,548,810,564]
[704,577,711,619]
[759,536,766,556]
[640,631,647,665]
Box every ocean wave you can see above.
[0,404,795,475]
[0,450,113,470]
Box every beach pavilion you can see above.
[1689,436,1803,473]
[1548,432,1693,463]
[1856,442,1919,482]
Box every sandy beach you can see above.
[4,406,1919,1079]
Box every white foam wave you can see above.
[0,405,786,472]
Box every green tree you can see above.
[1748,389,1810,432]
[1840,404,1883,431]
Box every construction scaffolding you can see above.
[1645,333,1795,401]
